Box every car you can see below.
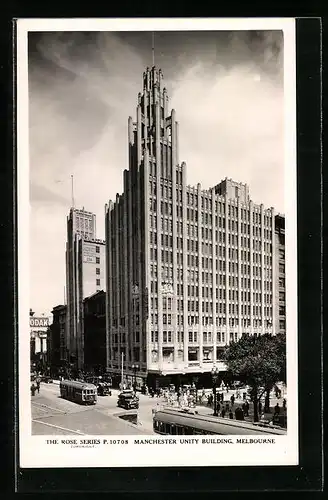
[117,391,139,410]
[41,375,53,383]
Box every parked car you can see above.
[117,390,139,410]
[85,376,112,396]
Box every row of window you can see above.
[76,217,93,230]
[110,313,277,333]
[149,325,278,345]
[149,273,272,292]
[149,246,272,272]
[148,193,272,228]
[149,214,274,243]
[150,283,273,305]
[149,313,270,327]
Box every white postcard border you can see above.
[17,17,298,468]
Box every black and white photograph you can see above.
[17,18,297,468]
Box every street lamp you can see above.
[211,366,220,417]
[132,363,139,393]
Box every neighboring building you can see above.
[83,290,106,373]
[65,207,106,370]
[274,214,286,334]
[30,309,50,372]
[105,65,281,388]
[49,304,67,374]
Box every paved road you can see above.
[31,383,287,435]
[31,383,157,435]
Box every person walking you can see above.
[244,400,249,417]
[36,378,40,394]
[31,383,36,397]
[230,394,235,407]
[283,398,287,410]
[274,403,281,415]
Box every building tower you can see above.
[105,66,282,389]
[65,207,98,369]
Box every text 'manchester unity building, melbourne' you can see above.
[105,65,285,388]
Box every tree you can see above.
[222,333,286,422]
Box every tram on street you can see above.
[153,407,287,436]
[59,380,98,405]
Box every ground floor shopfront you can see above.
[106,365,232,392]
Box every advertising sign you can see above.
[83,242,96,263]
[29,317,49,328]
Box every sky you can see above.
[28,29,284,318]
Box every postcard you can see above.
[17,17,298,468]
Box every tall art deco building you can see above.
[105,66,285,388]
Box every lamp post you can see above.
[211,366,219,417]
[132,363,139,394]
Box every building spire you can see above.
[71,174,75,209]
[152,31,155,66]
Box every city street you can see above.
[31,382,287,436]
[31,382,166,435]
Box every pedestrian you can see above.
[230,394,235,407]
[235,407,244,421]
[36,378,40,394]
[31,384,36,397]
[229,410,233,419]
[283,398,287,409]
[221,408,226,418]
[274,403,280,415]
[244,401,249,417]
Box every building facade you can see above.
[65,207,106,370]
[83,290,106,373]
[49,304,67,375]
[274,214,286,334]
[30,310,50,372]
[105,65,284,388]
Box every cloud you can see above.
[30,182,70,206]
[168,60,283,209]
[28,30,284,315]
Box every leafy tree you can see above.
[222,333,286,422]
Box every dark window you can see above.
[96,257,100,264]
[96,246,100,253]
[96,279,100,286]
[96,268,100,275]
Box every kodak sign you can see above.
[30,317,49,328]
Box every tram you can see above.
[59,380,98,405]
[153,407,287,436]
